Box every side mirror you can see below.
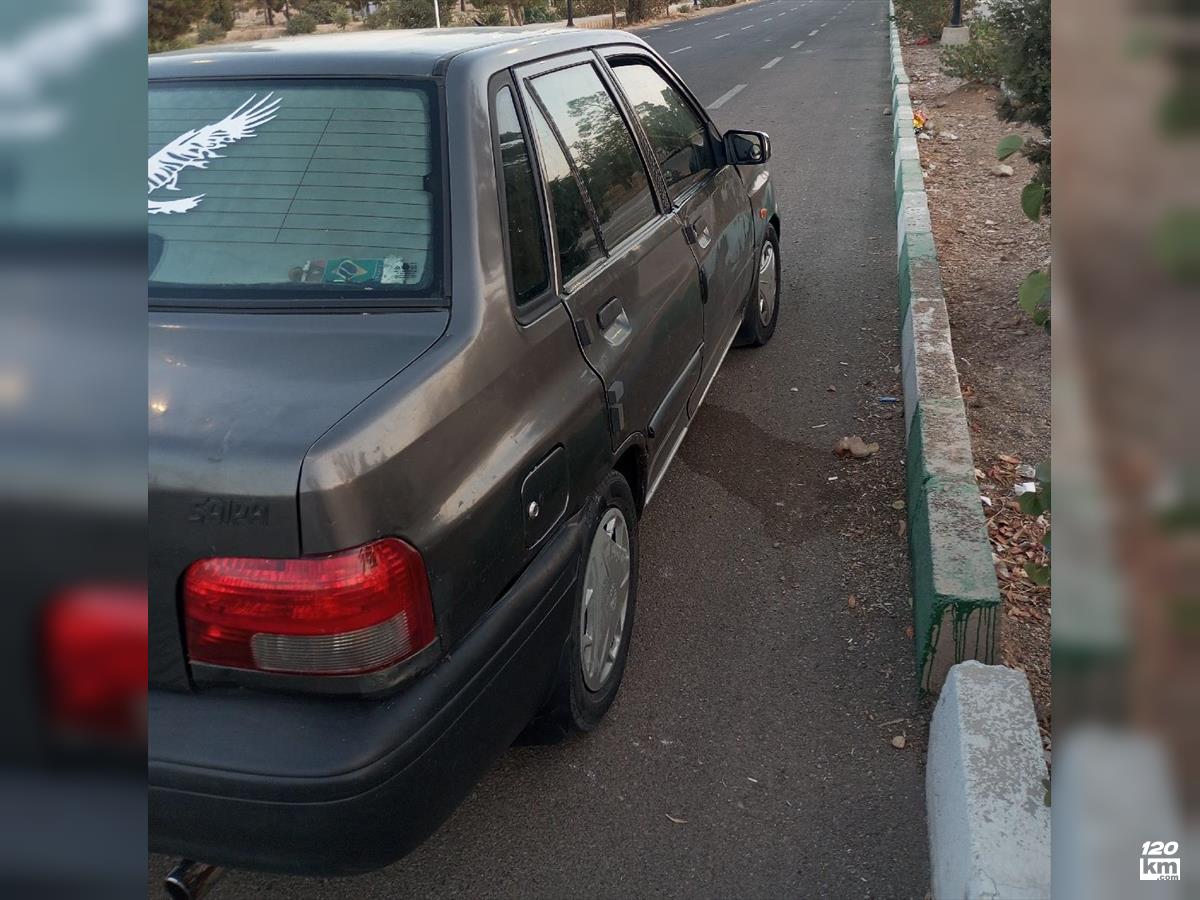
[724,130,771,165]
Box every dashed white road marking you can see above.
[762,16,773,20]
[791,39,805,47]
[809,28,819,35]
[669,46,692,53]
[708,83,747,109]
[714,32,730,38]
[762,56,783,69]
[741,24,754,29]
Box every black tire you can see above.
[735,224,781,348]
[538,470,639,736]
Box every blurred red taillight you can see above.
[42,585,148,740]
[182,539,436,676]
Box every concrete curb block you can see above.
[927,662,1050,899]
[887,19,1000,692]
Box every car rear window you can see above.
[148,80,443,301]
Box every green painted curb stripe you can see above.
[888,18,1000,691]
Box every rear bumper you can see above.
[149,514,583,876]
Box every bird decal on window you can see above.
[148,93,281,215]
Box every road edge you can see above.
[887,5,1001,693]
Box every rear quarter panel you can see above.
[298,58,611,648]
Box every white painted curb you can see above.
[927,661,1051,899]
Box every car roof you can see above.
[149,27,644,80]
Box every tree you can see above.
[149,0,211,45]
[208,0,237,30]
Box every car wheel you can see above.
[735,225,781,347]
[540,470,639,735]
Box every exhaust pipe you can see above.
[164,859,225,900]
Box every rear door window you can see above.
[525,99,604,284]
[148,80,442,300]
[493,86,550,306]
[610,60,716,201]
[528,64,657,252]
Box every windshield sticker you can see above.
[148,93,282,216]
[324,258,382,284]
[381,255,413,285]
[289,259,327,284]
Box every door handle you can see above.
[596,297,632,346]
[597,297,624,331]
[690,215,712,249]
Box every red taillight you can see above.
[182,539,436,676]
[42,585,148,741]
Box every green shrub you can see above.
[991,0,1050,133]
[624,0,669,23]
[523,4,555,22]
[332,6,352,27]
[365,0,452,28]
[989,0,1051,204]
[575,0,615,15]
[893,0,976,41]
[148,35,196,53]
[208,0,236,31]
[149,0,210,45]
[940,18,1001,83]
[196,20,227,42]
[286,12,318,33]
[300,0,344,23]
[477,5,508,23]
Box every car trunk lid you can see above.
[149,309,449,691]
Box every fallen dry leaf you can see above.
[833,435,880,459]
[904,625,914,639]
[891,735,907,749]
[847,594,859,608]
[665,813,687,825]
[998,453,1020,465]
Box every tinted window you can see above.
[148,80,440,298]
[494,87,549,305]
[530,64,657,250]
[612,61,715,199]
[526,100,603,284]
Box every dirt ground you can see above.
[900,40,1052,745]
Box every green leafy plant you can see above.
[523,2,555,21]
[477,4,508,23]
[365,0,452,28]
[285,11,319,33]
[149,0,211,47]
[148,35,197,53]
[893,0,974,42]
[196,20,228,42]
[940,18,1002,83]
[299,0,346,23]
[208,0,237,30]
[332,5,352,27]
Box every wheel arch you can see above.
[612,440,648,515]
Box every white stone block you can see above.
[927,661,1050,900]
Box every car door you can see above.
[602,51,756,400]
[515,53,705,481]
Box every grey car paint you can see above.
[148,28,776,693]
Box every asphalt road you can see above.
[151,2,930,895]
